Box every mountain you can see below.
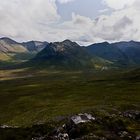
[22,41,48,53]
[0,37,48,63]
[1,37,140,69]
[29,40,140,69]
[0,37,27,53]
[31,40,109,69]
[0,37,28,62]
[86,41,140,66]
[113,41,140,64]
[86,42,129,66]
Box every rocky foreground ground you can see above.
[0,109,140,140]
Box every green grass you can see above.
[0,69,140,126]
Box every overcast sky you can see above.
[0,0,140,44]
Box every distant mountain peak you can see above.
[0,37,18,44]
[63,39,80,47]
[103,41,110,45]
[129,40,135,43]
[63,39,72,42]
[94,41,110,45]
[0,37,12,40]
[62,39,74,44]
[48,40,80,51]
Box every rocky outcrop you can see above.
[122,110,140,120]
[71,113,95,124]
[0,110,139,140]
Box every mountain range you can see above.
[87,41,140,66]
[0,37,140,69]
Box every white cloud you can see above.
[93,0,140,42]
[0,0,140,44]
[103,0,136,10]
[0,0,60,41]
[58,0,140,44]
[99,8,109,13]
[57,0,75,4]
[66,0,140,43]
[57,3,140,43]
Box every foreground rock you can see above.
[71,113,95,124]
[0,110,139,140]
[122,110,140,120]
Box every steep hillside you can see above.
[0,37,29,62]
[0,37,48,63]
[31,40,109,69]
[86,41,140,66]
[32,40,94,69]
[0,37,27,53]
[113,41,140,64]
[86,42,129,66]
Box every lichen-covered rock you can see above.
[70,113,95,125]
[0,125,18,128]
[57,133,69,140]
[136,136,140,140]
[0,110,139,140]
[123,110,140,120]
[118,131,135,139]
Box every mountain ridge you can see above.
[31,40,97,69]
[1,37,140,69]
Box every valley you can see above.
[1,0,140,139]
[0,38,140,139]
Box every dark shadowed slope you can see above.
[86,41,140,67]
[113,41,140,64]
[22,41,48,53]
[32,40,94,69]
[31,40,110,69]
[86,42,130,66]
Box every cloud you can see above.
[60,0,140,44]
[94,0,140,42]
[103,0,136,10]
[93,0,140,42]
[99,9,109,13]
[0,0,60,41]
[0,0,140,45]
[56,0,75,4]
[55,0,140,44]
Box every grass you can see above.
[0,68,140,127]
[0,53,11,61]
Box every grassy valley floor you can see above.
[0,68,139,127]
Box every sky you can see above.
[0,0,140,45]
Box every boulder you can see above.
[70,113,95,125]
[123,110,140,120]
